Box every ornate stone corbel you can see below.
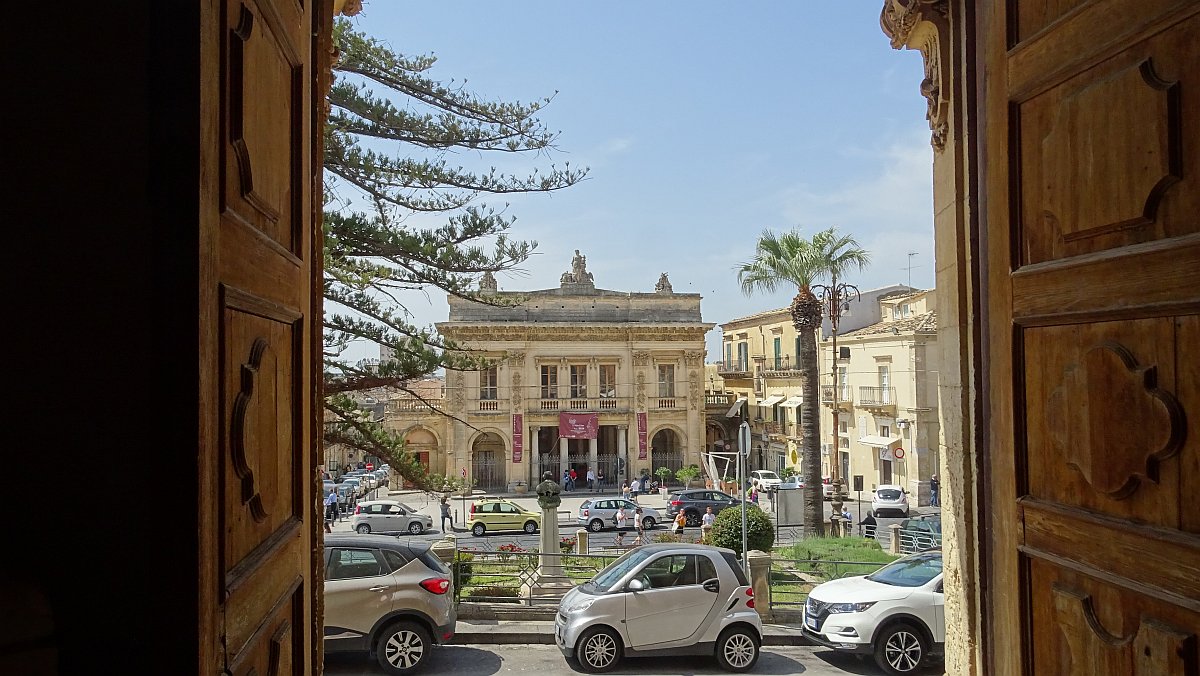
[684,350,704,367]
[881,0,950,151]
[632,351,651,367]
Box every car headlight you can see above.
[827,602,876,613]
[563,597,596,614]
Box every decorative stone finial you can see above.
[536,472,562,509]
[479,271,497,292]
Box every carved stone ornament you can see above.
[689,370,701,410]
[655,273,673,293]
[632,351,651,367]
[880,0,950,151]
[449,372,466,411]
[505,350,525,366]
[560,249,596,289]
[684,350,704,367]
[479,271,498,292]
[511,372,523,412]
[535,473,562,509]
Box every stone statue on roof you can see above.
[479,271,497,292]
[655,272,673,293]
[560,249,595,287]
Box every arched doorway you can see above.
[470,432,506,491]
[650,428,683,487]
[402,427,437,488]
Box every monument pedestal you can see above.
[523,505,574,600]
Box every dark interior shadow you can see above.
[323,645,505,675]
[564,651,808,675]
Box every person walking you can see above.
[563,469,572,492]
[621,481,631,501]
[439,497,452,532]
[323,489,337,533]
[860,511,878,539]
[568,467,578,491]
[632,507,647,545]
[586,467,596,492]
[701,506,716,528]
[673,511,687,536]
[930,474,941,507]
[629,476,640,503]
[615,504,627,531]
[597,468,605,490]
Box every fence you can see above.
[452,547,620,606]
[766,556,888,609]
[470,451,505,491]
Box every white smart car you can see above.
[555,543,762,673]
[802,551,944,675]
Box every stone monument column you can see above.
[588,437,598,487]
[559,436,569,485]
[529,426,539,484]
[618,424,628,483]
[525,472,573,600]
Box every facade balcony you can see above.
[476,398,503,413]
[820,385,853,410]
[705,393,736,407]
[858,386,897,412]
[538,396,632,413]
[654,397,680,410]
[761,355,803,377]
[387,398,438,413]
[716,360,752,378]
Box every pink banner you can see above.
[559,412,599,439]
[512,414,523,463]
[637,412,648,460]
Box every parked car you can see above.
[802,550,944,675]
[665,489,741,526]
[897,515,942,553]
[467,497,541,536]
[323,534,456,673]
[374,469,390,487]
[555,542,761,673]
[352,500,434,535]
[749,470,781,491]
[577,498,661,532]
[871,484,911,517]
[777,475,835,499]
[323,480,337,496]
[341,477,364,498]
[335,483,357,511]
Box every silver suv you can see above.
[323,534,456,673]
[555,543,762,673]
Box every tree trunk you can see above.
[799,325,824,536]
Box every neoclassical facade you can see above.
[388,252,713,491]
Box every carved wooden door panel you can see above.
[982,2,1199,674]
[200,0,321,673]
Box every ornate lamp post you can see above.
[813,278,860,518]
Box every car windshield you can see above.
[582,548,654,593]
[866,553,942,587]
[757,472,779,480]
[877,488,902,499]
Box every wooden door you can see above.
[982,2,1200,674]
[200,0,326,673]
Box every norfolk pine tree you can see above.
[322,18,586,488]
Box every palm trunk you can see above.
[798,325,824,536]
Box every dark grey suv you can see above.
[324,534,456,673]
[665,489,741,526]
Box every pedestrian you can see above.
[860,511,878,539]
[930,474,941,507]
[633,507,646,544]
[629,476,640,502]
[614,529,626,548]
[701,506,716,528]
[323,489,337,533]
[673,511,687,536]
[439,497,452,532]
[586,467,596,492]
[569,467,578,491]
[597,468,605,489]
[563,469,572,492]
[621,481,630,501]
[615,504,627,531]
[747,480,759,505]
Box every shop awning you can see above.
[725,396,747,418]
[779,396,804,409]
[858,435,901,448]
[758,395,785,408]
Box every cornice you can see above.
[880,0,951,151]
[441,324,712,343]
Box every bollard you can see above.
[889,523,902,555]
[576,528,589,555]
[746,550,773,622]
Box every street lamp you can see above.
[813,277,860,515]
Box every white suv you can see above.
[802,551,943,675]
[871,484,910,517]
[749,470,781,491]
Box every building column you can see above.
[559,435,569,484]
[617,425,628,483]
[588,437,598,483]
[529,425,540,484]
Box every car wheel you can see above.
[642,517,656,531]
[685,511,701,527]
[356,524,371,534]
[588,519,605,532]
[523,520,538,534]
[375,620,430,674]
[472,523,486,537]
[715,625,760,672]
[575,626,622,673]
[874,622,928,675]
[408,522,424,535]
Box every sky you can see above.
[336,1,935,364]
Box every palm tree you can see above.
[737,227,870,536]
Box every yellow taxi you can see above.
[467,497,542,537]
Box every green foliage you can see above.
[464,586,521,603]
[654,466,673,482]
[321,18,587,490]
[453,551,474,589]
[776,537,897,581]
[781,466,798,479]
[711,504,775,556]
[675,464,701,485]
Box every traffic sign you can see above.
[893,447,905,459]
[461,467,467,478]
[366,463,374,471]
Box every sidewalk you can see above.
[452,619,810,646]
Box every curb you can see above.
[451,629,811,647]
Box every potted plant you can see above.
[655,466,673,497]
[676,464,702,488]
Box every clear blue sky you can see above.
[338,2,935,363]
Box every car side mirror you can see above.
[627,578,645,592]
[702,578,720,594]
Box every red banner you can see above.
[559,412,599,439]
[637,412,648,460]
[512,414,523,463]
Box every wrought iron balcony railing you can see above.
[858,386,896,407]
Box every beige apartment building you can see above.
[385,251,713,492]
[820,289,940,504]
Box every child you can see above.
[673,511,687,536]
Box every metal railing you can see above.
[820,385,852,404]
[452,547,620,606]
[767,556,889,608]
[858,386,896,406]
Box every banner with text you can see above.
[637,412,648,460]
[559,412,599,439]
[512,413,523,463]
